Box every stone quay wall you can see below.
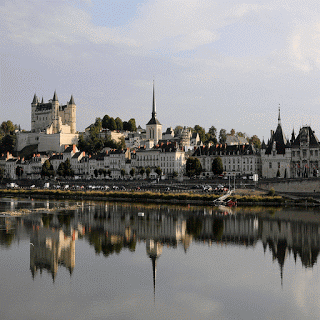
[258,178,320,194]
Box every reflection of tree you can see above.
[212,218,224,240]
[86,228,136,257]
[0,229,15,247]
[186,217,202,238]
[57,212,74,227]
[41,214,54,228]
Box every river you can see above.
[0,197,320,320]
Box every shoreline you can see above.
[0,189,317,207]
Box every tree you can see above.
[130,168,135,177]
[128,118,137,132]
[102,115,110,129]
[122,121,129,131]
[212,157,224,175]
[146,167,151,178]
[115,117,123,131]
[109,117,117,131]
[57,162,65,177]
[230,129,235,135]
[174,125,183,136]
[249,135,261,149]
[57,159,74,177]
[0,134,16,154]
[0,121,16,136]
[155,166,162,177]
[94,169,98,178]
[173,171,178,178]
[107,169,111,177]
[41,160,55,178]
[186,157,202,177]
[120,169,126,178]
[193,125,206,143]
[64,159,74,177]
[219,129,227,144]
[15,166,23,179]
[139,167,145,177]
[205,126,217,144]
[116,137,126,150]
[0,167,4,181]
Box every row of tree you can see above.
[186,156,223,177]
[78,118,126,154]
[102,115,137,132]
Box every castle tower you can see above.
[52,91,60,133]
[31,94,38,132]
[146,82,162,144]
[67,95,76,133]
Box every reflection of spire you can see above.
[146,239,163,302]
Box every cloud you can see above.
[0,0,136,49]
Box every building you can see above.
[193,143,261,178]
[16,92,78,154]
[261,109,291,178]
[146,82,162,145]
[291,126,320,178]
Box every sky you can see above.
[2,0,320,142]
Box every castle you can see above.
[31,91,76,134]
[16,92,78,154]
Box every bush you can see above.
[268,188,275,196]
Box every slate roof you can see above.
[192,144,259,156]
[291,126,320,147]
[265,110,288,155]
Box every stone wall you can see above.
[259,178,320,193]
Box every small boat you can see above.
[138,212,144,217]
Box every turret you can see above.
[31,94,38,132]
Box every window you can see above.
[316,151,319,157]
[292,151,295,157]
[278,162,280,168]
[303,150,307,158]
[269,162,272,169]
[310,150,313,156]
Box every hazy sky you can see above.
[2,0,320,141]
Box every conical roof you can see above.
[69,95,75,105]
[52,90,58,101]
[32,94,38,104]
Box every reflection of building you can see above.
[30,227,77,281]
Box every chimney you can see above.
[65,145,68,150]
[6,152,10,160]
[82,151,85,157]
[73,144,76,153]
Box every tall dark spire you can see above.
[152,80,156,119]
[278,105,281,125]
[147,81,161,125]
[52,90,58,102]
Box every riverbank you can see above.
[0,188,318,207]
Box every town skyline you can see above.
[2,1,320,140]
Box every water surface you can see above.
[1,198,320,320]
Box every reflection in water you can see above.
[1,198,320,288]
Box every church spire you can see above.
[278,105,281,126]
[152,80,156,119]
